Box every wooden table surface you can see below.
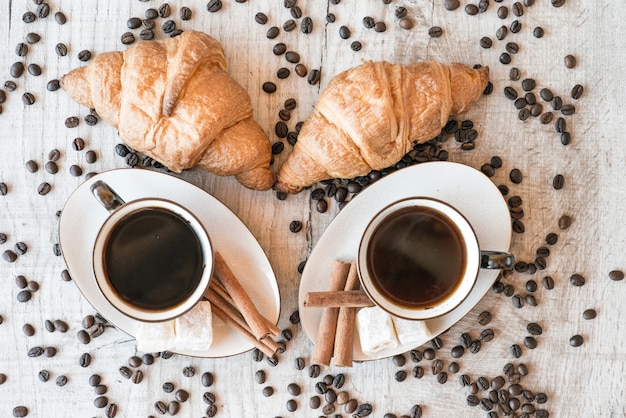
[0,1,623,417]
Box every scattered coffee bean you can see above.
[509,168,523,184]
[154,401,167,414]
[55,11,67,25]
[121,32,135,45]
[570,273,585,286]
[22,92,36,106]
[12,406,28,417]
[510,344,522,358]
[480,37,492,49]
[583,309,597,320]
[77,50,92,62]
[569,334,584,347]
[182,366,195,377]
[564,54,577,69]
[308,69,321,85]
[552,174,565,189]
[262,82,277,93]
[428,26,443,38]
[374,22,387,32]
[55,42,68,57]
[558,214,572,229]
[77,329,90,344]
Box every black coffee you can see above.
[366,206,466,308]
[104,207,204,310]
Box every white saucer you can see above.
[59,168,280,358]
[298,161,512,361]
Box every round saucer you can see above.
[298,161,512,361]
[59,168,280,358]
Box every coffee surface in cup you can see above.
[103,207,204,311]
[366,206,466,308]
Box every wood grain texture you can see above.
[0,1,624,417]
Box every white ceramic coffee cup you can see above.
[91,180,213,322]
[357,197,513,320]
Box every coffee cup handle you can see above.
[90,180,125,213]
[480,251,515,270]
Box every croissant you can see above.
[61,30,275,190]
[274,61,489,193]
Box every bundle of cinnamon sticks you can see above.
[203,252,281,358]
[307,260,365,368]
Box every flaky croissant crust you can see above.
[275,61,489,193]
[61,30,274,191]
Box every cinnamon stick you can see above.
[304,290,374,308]
[210,274,280,338]
[212,251,273,340]
[210,304,278,358]
[311,260,351,366]
[333,261,360,367]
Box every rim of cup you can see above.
[92,198,213,323]
[357,197,480,321]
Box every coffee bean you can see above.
[499,52,512,65]
[505,170,523,186]
[94,396,108,408]
[524,336,538,349]
[450,345,465,358]
[206,0,222,12]
[355,403,373,416]
[445,0,460,10]
[17,289,32,301]
[65,116,79,128]
[510,20,522,33]
[506,42,519,54]
[69,165,83,177]
[277,67,290,79]
[308,69,321,85]
[12,406,28,417]
[465,4,479,15]
[262,386,274,397]
[479,37,493,49]
[167,401,180,415]
[55,11,67,25]
[564,54,577,68]
[583,308,597,320]
[119,366,132,379]
[539,277,554,292]
[552,174,565,189]
[154,401,167,414]
[497,6,508,18]
[428,26,443,38]
[561,131,572,145]
[287,382,301,396]
[512,294,524,308]
[139,29,154,40]
[469,340,482,354]
[121,32,135,45]
[569,334,584,347]
[556,215,571,231]
[77,329,90,344]
[570,273,585,286]
[496,25,508,40]
[301,16,313,34]
[510,344,522,358]
[561,103,576,115]
[4,81,16,92]
[571,84,584,100]
[78,50,92,62]
[480,328,495,342]
[262,82,277,93]
[266,26,280,39]
[326,12,337,23]
[374,22,387,32]
[292,64,307,77]
[182,366,195,377]
[283,19,296,32]
[412,364,425,378]
[351,41,363,52]
[162,20,176,34]
[555,116,567,133]
[533,26,545,38]
[127,17,142,29]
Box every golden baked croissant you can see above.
[274,61,489,193]
[61,30,275,190]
